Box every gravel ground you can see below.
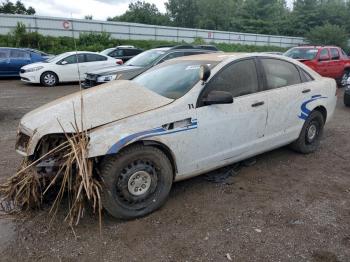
[0,79,349,262]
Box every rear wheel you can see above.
[40,71,58,87]
[290,111,325,154]
[100,145,173,219]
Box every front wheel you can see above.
[340,70,350,87]
[290,111,325,154]
[40,71,58,87]
[100,145,173,219]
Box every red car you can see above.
[285,45,350,86]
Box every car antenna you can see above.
[71,13,85,131]
[71,13,82,90]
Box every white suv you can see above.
[16,53,337,219]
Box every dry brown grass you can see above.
[0,113,102,229]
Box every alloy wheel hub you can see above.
[44,74,55,85]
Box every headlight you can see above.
[97,74,117,83]
[24,66,44,73]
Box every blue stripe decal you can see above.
[298,95,327,120]
[107,119,198,154]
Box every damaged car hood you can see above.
[20,80,173,134]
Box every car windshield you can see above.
[125,49,166,67]
[133,60,217,99]
[100,48,114,56]
[284,48,319,60]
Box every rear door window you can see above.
[85,53,107,62]
[299,68,314,82]
[330,48,340,60]
[10,50,30,59]
[260,58,302,89]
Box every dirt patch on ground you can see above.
[0,80,349,261]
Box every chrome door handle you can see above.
[251,101,265,107]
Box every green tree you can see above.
[0,0,35,15]
[165,0,199,28]
[108,1,170,26]
[306,23,348,49]
[238,0,289,34]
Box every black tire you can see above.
[100,145,173,219]
[290,111,325,154]
[40,71,58,87]
[344,92,350,107]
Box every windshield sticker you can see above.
[185,65,200,70]
[185,64,211,70]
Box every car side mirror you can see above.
[202,91,233,106]
[319,55,330,61]
[200,64,211,82]
[61,60,68,65]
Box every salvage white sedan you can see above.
[16,53,337,219]
[19,51,122,87]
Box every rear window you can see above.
[86,53,107,62]
[284,48,318,60]
[261,58,302,89]
[62,54,85,64]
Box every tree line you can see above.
[107,0,349,37]
[108,0,349,47]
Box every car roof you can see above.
[64,51,104,55]
[171,52,248,62]
[0,47,31,51]
[170,52,301,63]
[293,45,340,49]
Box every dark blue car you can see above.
[0,47,50,77]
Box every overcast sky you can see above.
[16,0,293,21]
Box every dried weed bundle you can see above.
[0,116,102,228]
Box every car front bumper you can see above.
[19,72,40,83]
[81,79,102,89]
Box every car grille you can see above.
[16,132,30,153]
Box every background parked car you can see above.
[82,45,218,88]
[100,45,143,62]
[284,45,350,86]
[0,47,49,77]
[20,51,122,87]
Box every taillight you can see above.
[116,60,123,65]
